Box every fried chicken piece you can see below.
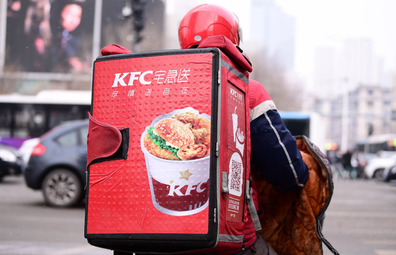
[194,117,210,130]
[192,128,209,144]
[193,117,211,156]
[171,112,198,127]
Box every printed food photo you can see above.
[141,108,211,216]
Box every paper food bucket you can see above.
[140,108,211,216]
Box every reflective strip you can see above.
[218,234,244,243]
[250,100,277,121]
[221,59,249,84]
[222,172,229,193]
[246,180,262,232]
[264,112,301,186]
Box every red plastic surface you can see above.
[87,53,213,234]
[225,82,246,222]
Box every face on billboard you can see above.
[60,4,82,32]
[4,0,94,73]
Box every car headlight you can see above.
[0,149,17,163]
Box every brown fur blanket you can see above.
[255,136,338,255]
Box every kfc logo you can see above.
[112,71,153,87]
[111,69,191,87]
[230,88,243,101]
[168,182,207,196]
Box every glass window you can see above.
[56,131,78,146]
[0,106,12,136]
[13,106,31,138]
[49,106,82,129]
[79,126,88,146]
[48,105,90,129]
[28,107,46,137]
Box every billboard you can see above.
[3,0,164,75]
[5,0,95,73]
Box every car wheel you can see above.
[373,168,384,181]
[42,169,82,207]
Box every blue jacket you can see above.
[249,79,309,190]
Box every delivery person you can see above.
[179,4,309,255]
[115,4,309,255]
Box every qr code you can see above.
[230,159,242,192]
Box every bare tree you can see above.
[247,48,303,111]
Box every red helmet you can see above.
[178,4,241,49]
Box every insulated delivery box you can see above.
[85,45,254,254]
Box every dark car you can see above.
[0,144,24,181]
[383,164,396,182]
[24,119,88,207]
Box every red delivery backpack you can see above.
[84,36,261,254]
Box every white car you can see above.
[18,138,40,165]
[364,151,396,180]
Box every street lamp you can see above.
[341,77,349,152]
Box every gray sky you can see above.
[275,0,396,79]
[178,0,396,89]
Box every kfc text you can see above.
[230,88,243,101]
[112,69,191,87]
[168,182,206,196]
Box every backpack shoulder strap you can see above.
[198,35,253,73]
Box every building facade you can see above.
[317,85,392,150]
